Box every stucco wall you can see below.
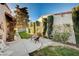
[38,12,76,44]
[53,13,76,44]
[53,13,73,25]
[0,4,11,42]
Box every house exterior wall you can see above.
[0,4,11,14]
[0,13,6,42]
[0,4,11,42]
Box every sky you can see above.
[7,3,79,22]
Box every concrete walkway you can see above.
[2,37,79,56]
[7,37,53,56]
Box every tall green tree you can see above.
[36,21,40,26]
[47,15,54,39]
[42,18,47,37]
[72,6,79,44]
[14,5,29,30]
[33,22,36,34]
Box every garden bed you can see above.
[29,46,79,56]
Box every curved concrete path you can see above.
[1,37,79,56]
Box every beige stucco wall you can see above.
[38,13,76,44]
[53,13,76,44]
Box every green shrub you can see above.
[53,32,70,43]
[53,25,71,43]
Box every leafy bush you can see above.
[53,31,70,43]
[53,25,71,43]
